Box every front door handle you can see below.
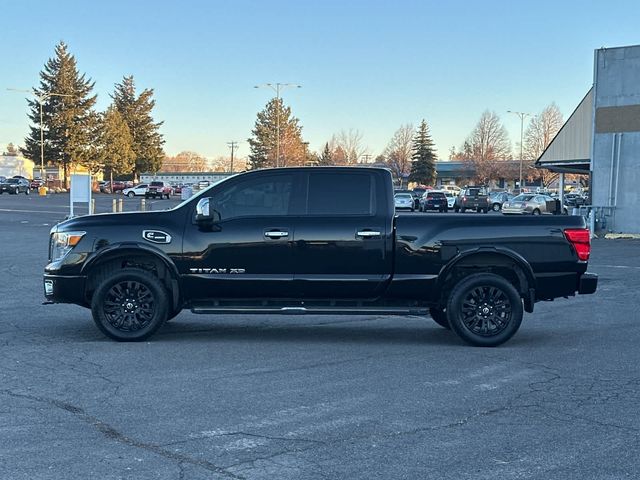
[264,230,289,238]
[356,230,381,238]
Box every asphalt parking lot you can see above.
[1,193,639,479]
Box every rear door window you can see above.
[307,172,373,215]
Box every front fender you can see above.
[81,242,180,278]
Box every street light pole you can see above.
[254,83,301,167]
[8,88,72,181]
[507,110,531,192]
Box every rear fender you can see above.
[436,247,536,304]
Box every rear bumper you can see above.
[43,274,88,306]
[578,272,598,295]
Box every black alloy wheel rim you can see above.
[460,286,512,336]
[103,281,155,331]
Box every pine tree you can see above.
[112,76,165,179]
[247,98,307,169]
[409,119,437,185]
[22,42,97,186]
[317,142,334,165]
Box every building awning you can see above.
[535,88,593,174]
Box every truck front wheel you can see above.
[446,273,523,347]
[91,269,169,341]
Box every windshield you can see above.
[172,176,235,210]
[7,178,19,184]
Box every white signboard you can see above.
[70,174,92,217]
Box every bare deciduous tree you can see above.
[162,151,209,172]
[460,110,512,183]
[330,129,368,164]
[383,124,414,183]
[524,103,564,187]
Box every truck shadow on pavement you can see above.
[147,318,547,347]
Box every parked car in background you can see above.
[170,183,184,195]
[411,187,427,208]
[145,181,172,199]
[122,184,148,198]
[198,180,211,189]
[419,191,449,212]
[489,191,515,212]
[99,181,126,193]
[0,177,30,195]
[563,193,587,208]
[443,191,456,209]
[454,186,489,213]
[394,193,415,211]
[502,194,561,215]
[30,178,45,190]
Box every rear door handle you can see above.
[356,230,381,238]
[264,230,289,238]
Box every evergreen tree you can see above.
[22,42,97,186]
[94,106,136,181]
[409,119,437,185]
[112,76,165,179]
[247,98,307,169]
[317,142,334,165]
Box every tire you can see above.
[127,191,135,198]
[446,273,523,347]
[91,269,169,341]
[532,209,541,215]
[461,207,466,213]
[25,188,30,195]
[492,203,501,212]
[483,208,488,214]
[476,208,481,213]
[454,206,459,213]
[429,307,451,329]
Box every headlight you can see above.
[50,231,85,262]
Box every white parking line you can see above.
[0,208,77,214]
[591,264,640,270]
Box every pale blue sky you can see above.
[1,0,639,160]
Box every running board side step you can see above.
[190,306,429,316]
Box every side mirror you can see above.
[195,197,221,224]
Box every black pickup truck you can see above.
[44,167,597,346]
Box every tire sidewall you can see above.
[446,273,523,347]
[91,269,169,341]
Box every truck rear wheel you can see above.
[446,273,523,347]
[91,269,169,341]
[429,307,450,329]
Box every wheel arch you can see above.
[436,247,536,312]
[82,243,181,311]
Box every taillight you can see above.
[564,228,591,261]
[462,196,467,201]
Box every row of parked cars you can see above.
[395,185,589,215]
[99,180,212,199]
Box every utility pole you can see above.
[8,88,72,182]
[226,141,238,173]
[507,110,531,192]
[254,83,301,167]
[361,154,372,163]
